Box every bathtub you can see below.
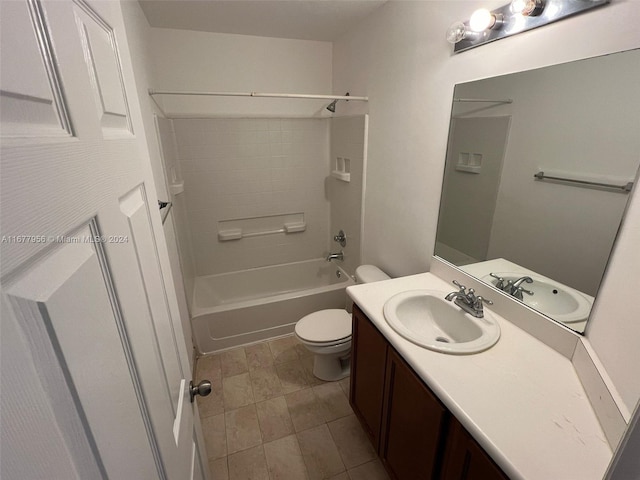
[191,259,355,354]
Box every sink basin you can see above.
[481,272,593,324]
[383,290,501,354]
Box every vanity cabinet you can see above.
[380,347,448,479]
[350,303,388,450]
[441,418,509,480]
[350,304,508,480]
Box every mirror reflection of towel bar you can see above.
[534,171,633,193]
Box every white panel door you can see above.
[0,1,208,479]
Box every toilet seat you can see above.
[295,309,351,345]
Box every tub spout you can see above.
[326,251,344,262]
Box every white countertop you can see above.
[347,272,612,480]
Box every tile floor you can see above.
[194,334,391,480]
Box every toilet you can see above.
[294,265,390,381]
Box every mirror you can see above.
[435,49,640,333]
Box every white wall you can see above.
[125,15,335,294]
[148,28,333,117]
[155,117,197,304]
[173,117,331,275]
[329,115,368,276]
[332,0,640,436]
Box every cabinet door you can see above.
[350,305,389,451]
[381,348,448,480]
[441,417,509,480]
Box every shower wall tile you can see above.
[174,118,331,275]
[329,116,367,278]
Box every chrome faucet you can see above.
[445,280,493,318]
[326,251,344,262]
[333,229,347,247]
[488,273,534,301]
[488,273,506,290]
[509,276,533,300]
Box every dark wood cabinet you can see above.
[350,304,388,450]
[380,348,448,479]
[350,305,509,480]
[441,417,509,480]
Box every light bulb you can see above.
[446,21,467,44]
[469,8,494,32]
[511,0,545,16]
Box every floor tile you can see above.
[328,414,377,469]
[255,396,295,443]
[297,424,346,480]
[195,339,375,480]
[220,348,249,377]
[250,366,284,402]
[313,382,352,423]
[300,355,325,386]
[285,388,325,433]
[269,336,299,364]
[264,434,309,479]
[208,457,229,480]
[245,342,275,371]
[202,413,227,460]
[225,404,263,455]
[327,473,349,480]
[338,376,351,398]
[223,373,255,411]
[196,354,222,382]
[228,445,269,480]
[276,359,310,394]
[197,376,224,418]
[347,459,390,480]
[293,337,313,358]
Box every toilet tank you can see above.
[355,265,390,284]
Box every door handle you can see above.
[189,380,212,403]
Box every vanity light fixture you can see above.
[447,0,609,53]
[510,0,545,16]
[446,21,470,44]
[469,8,504,32]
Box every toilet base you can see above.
[313,353,350,382]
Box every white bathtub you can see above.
[191,259,355,353]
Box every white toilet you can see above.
[294,265,390,381]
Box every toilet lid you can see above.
[295,309,352,344]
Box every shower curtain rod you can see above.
[454,98,513,104]
[148,89,367,101]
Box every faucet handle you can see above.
[476,296,493,306]
[452,280,466,292]
[516,287,534,296]
[489,273,505,289]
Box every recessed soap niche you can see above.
[456,152,482,174]
[332,156,351,182]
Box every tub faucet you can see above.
[326,251,344,262]
[445,280,493,318]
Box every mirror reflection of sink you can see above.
[481,272,592,324]
[383,290,500,354]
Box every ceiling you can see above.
[138,0,388,42]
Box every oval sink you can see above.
[383,290,501,354]
[482,272,593,324]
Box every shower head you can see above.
[326,92,349,113]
